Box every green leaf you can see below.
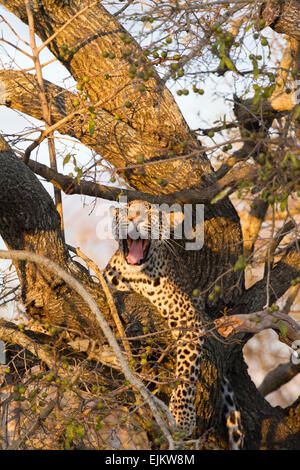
[65,424,75,441]
[292,105,300,121]
[245,22,253,32]
[263,84,276,99]
[210,186,232,204]
[219,57,226,70]
[252,91,261,107]
[223,56,235,71]
[88,118,95,136]
[233,255,247,272]
[280,199,288,212]
[63,154,72,167]
[278,320,287,338]
[252,59,259,80]
[219,41,225,55]
[75,425,85,439]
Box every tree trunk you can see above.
[0,136,110,337]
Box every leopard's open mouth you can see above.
[123,236,150,265]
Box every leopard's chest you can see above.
[108,253,178,310]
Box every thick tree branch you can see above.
[0,134,110,336]
[1,68,265,196]
[26,153,258,205]
[215,309,300,347]
[258,360,300,397]
[0,319,56,371]
[0,69,150,173]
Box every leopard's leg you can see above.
[221,376,244,450]
[168,314,203,437]
[104,261,132,292]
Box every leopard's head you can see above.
[111,200,184,267]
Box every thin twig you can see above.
[25,152,258,205]
[22,57,57,73]
[266,220,296,269]
[264,205,276,309]
[0,38,33,59]
[0,14,30,46]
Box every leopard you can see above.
[104,199,244,449]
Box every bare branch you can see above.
[215,309,300,347]
[258,361,300,397]
[26,154,258,205]
[8,397,57,450]
[266,220,296,269]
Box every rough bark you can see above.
[261,0,300,42]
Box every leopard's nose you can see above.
[128,219,141,239]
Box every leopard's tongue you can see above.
[126,239,144,265]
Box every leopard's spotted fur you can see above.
[104,200,243,447]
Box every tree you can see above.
[0,0,300,450]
